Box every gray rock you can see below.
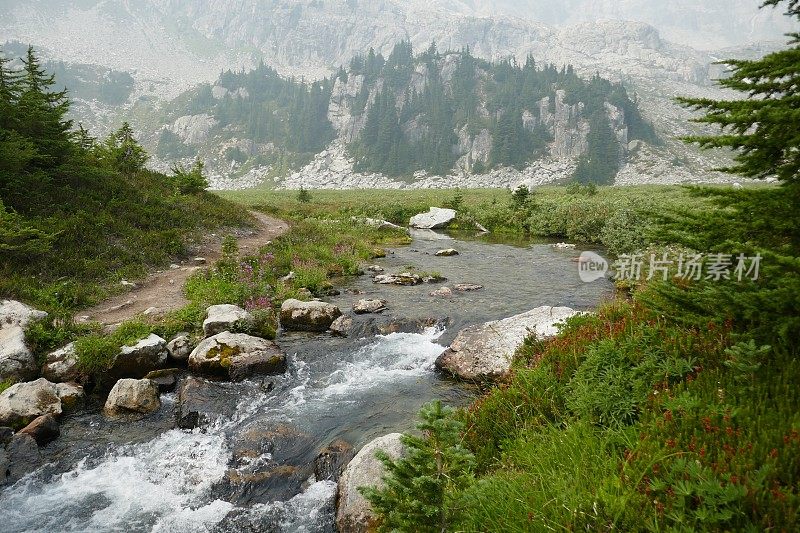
[280,299,342,332]
[0,378,84,427]
[372,273,422,286]
[203,304,253,336]
[435,248,459,257]
[4,433,40,483]
[0,426,13,445]
[336,433,405,533]
[106,334,169,384]
[144,368,181,392]
[453,283,484,292]
[104,378,161,418]
[352,299,387,314]
[176,376,237,430]
[436,306,579,381]
[329,315,353,337]
[430,286,454,298]
[409,207,456,229]
[188,331,286,380]
[18,414,60,446]
[315,438,355,483]
[0,300,48,329]
[0,325,38,382]
[166,333,194,363]
[42,342,84,384]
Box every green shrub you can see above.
[74,320,152,374]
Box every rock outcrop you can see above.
[188,331,286,380]
[0,378,84,427]
[203,304,252,336]
[409,207,456,229]
[337,433,405,533]
[436,306,579,381]
[280,299,342,332]
[104,378,161,418]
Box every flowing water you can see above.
[0,230,613,532]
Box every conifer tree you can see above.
[679,0,800,193]
[102,122,149,175]
[361,401,475,533]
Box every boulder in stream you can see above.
[352,299,387,314]
[106,334,169,384]
[373,273,422,286]
[176,376,238,430]
[280,299,342,332]
[315,438,355,483]
[435,248,459,257]
[188,331,286,380]
[0,378,84,428]
[104,378,161,418]
[41,342,85,384]
[2,433,40,484]
[337,433,405,533]
[430,286,453,298]
[409,207,456,229]
[436,306,579,382]
[166,333,194,363]
[203,304,253,336]
[17,414,60,446]
[330,315,353,337]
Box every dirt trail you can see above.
[79,212,289,326]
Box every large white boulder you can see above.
[104,378,161,417]
[409,207,456,229]
[203,304,252,336]
[280,299,342,332]
[0,300,48,382]
[106,334,169,383]
[188,331,286,380]
[0,300,48,329]
[0,378,84,427]
[41,342,84,383]
[436,306,580,381]
[336,433,405,533]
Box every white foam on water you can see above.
[231,480,337,532]
[0,429,232,533]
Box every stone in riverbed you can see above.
[430,287,453,298]
[176,376,237,430]
[188,331,286,380]
[106,334,169,384]
[435,248,459,257]
[337,433,405,533]
[436,306,579,382]
[329,315,353,337]
[18,414,60,446]
[453,283,484,292]
[373,273,422,286]
[0,378,84,428]
[144,368,181,392]
[315,438,355,483]
[203,304,253,336]
[352,299,387,314]
[3,433,40,483]
[280,299,342,332]
[166,333,194,363]
[409,207,456,229]
[103,378,161,418]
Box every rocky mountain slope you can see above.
[1,0,779,188]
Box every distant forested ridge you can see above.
[170,41,657,183]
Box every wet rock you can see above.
[315,438,355,482]
[0,378,84,427]
[0,325,38,382]
[166,333,194,363]
[42,342,84,384]
[436,306,579,381]
[336,433,405,533]
[188,332,286,380]
[435,248,459,257]
[3,433,40,483]
[203,304,253,337]
[352,299,387,314]
[106,334,169,383]
[0,426,12,445]
[18,414,60,446]
[280,299,342,332]
[430,287,453,298]
[224,423,317,504]
[144,368,181,392]
[373,273,422,286]
[176,376,237,430]
[409,207,456,229]
[103,378,161,418]
[329,315,353,337]
[347,316,448,338]
[55,382,84,411]
[453,283,484,292]
[365,265,384,274]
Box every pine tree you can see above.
[15,46,73,168]
[101,122,149,175]
[361,401,475,533]
[679,0,800,192]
